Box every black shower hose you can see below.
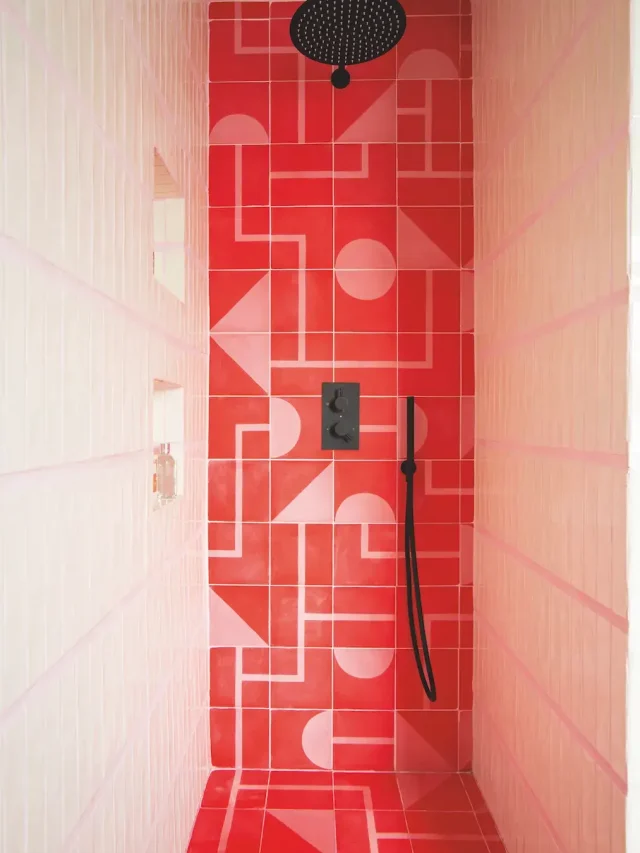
[400,396,437,702]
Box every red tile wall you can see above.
[208,0,473,774]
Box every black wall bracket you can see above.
[322,382,360,450]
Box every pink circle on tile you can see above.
[336,239,396,300]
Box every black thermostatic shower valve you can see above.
[322,383,360,450]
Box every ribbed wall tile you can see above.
[472,0,630,850]
[0,1,211,851]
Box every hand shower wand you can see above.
[401,397,437,702]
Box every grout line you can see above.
[209,77,465,84]
[206,393,471,398]
[267,3,273,781]
[211,17,472,24]
[331,58,336,780]
[210,266,466,271]
[394,38,402,783]
[457,6,465,774]
[208,202,473,207]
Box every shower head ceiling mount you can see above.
[290,0,407,88]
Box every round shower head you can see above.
[290,0,407,88]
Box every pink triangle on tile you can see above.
[395,712,451,772]
[273,463,333,523]
[212,273,269,333]
[209,588,268,648]
[338,87,396,143]
[398,209,456,269]
[268,810,336,853]
[211,332,269,393]
[396,772,466,810]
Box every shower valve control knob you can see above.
[329,390,348,413]
[330,420,352,443]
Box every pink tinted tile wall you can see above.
[472,0,629,850]
[629,2,640,847]
[0,1,210,851]
[207,1,474,774]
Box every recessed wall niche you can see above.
[153,149,186,302]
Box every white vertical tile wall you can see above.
[472,0,630,850]
[0,1,210,851]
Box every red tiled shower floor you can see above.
[188,770,506,853]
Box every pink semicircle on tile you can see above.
[399,50,459,80]
[397,400,428,458]
[270,398,302,458]
[335,493,395,524]
[301,710,333,770]
[334,648,395,679]
[210,114,269,145]
[336,237,395,269]
[336,268,397,301]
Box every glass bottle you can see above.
[158,442,177,503]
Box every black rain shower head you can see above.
[290,0,407,88]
